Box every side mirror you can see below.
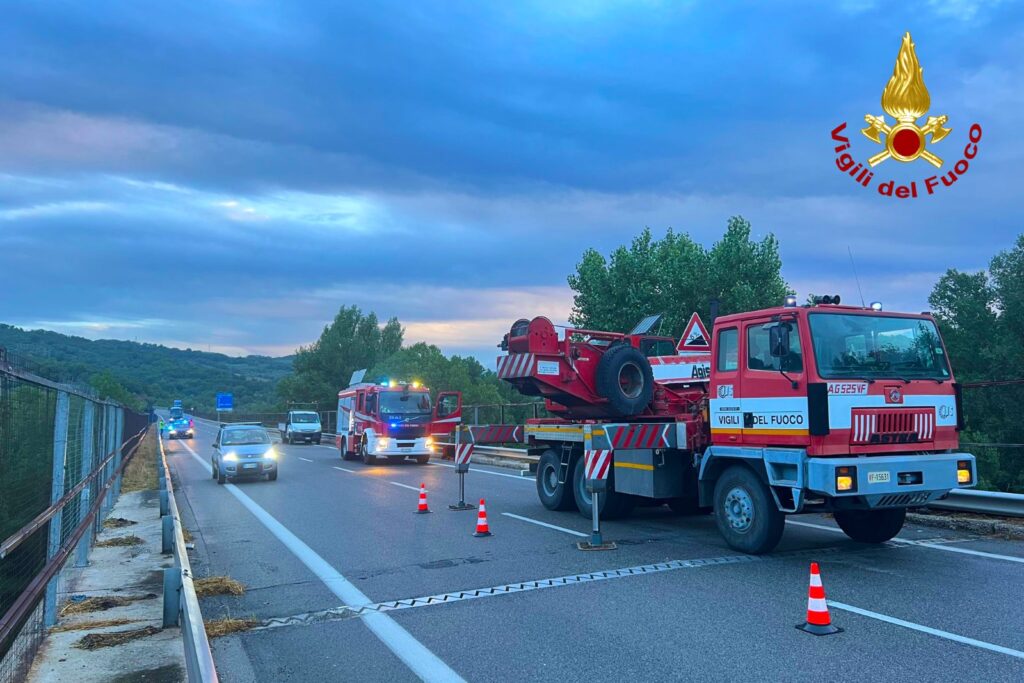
[769,324,791,358]
[212,442,219,450]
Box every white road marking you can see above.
[501,512,587,538]
[828,600,1024,660]
[177,441,464,682]
[298,457,314,463]
[333,466,356,473]
[432,461,529,481]
[391,481,424,492]
[786,519,1024,564]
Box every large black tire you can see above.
[216,465,226,485]
[572,454,634,520]
[594,344,654,416]
[267,469,278,481]
[361,440,378,465]
[713,465,784,554]
[834,508,906,543]
[536,448,576,511]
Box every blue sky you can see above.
[1,1,1021,361]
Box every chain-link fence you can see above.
[0,354,149,683]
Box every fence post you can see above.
[44,390,71,627]
[112,408,124,501]
[499,404,505,425]
[75,402,96,568]
[473,406,479,426]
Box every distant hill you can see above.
[0,324,293,411]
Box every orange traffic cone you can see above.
[796,562,842,635]
[416,483,431,514]
[473,499,492,537]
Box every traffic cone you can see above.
[473,499,492,537]
[796,562,842,635]
[416,483,431,514]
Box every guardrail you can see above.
[157,434,218,682]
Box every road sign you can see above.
[216,392,234,412]
[455,443,474,466]
[677,312,711,352]
[584,450,612,481]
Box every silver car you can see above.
[212,423,278,484]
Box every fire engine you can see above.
[480,297,976,554]
[336,371,462,465]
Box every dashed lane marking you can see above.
[391,481,424,492]
[786,519,1024,564]
[333,466,356,473]
[501,512,588,537]
[298,457,314,463]
[829,600,1024,660]
[176,440,464,683]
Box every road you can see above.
[164,417,1024,682]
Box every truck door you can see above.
[739,317,808,447]
[432,392,462,436]
[709,326,742,443]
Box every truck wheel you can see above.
[572,454,634,519]
[594,344,654,416]
[361,441,378,465]
[536,449,575,511]
[834,508,906,543]
[713,465,784,554]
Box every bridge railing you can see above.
[0,354,149,683]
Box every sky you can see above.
[1,1,1022,363]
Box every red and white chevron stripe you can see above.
[455,443,474,465]
[496,353,536,378]
[584,450,612,480]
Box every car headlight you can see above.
[376,438,389,451]
[264,448,277,460]
[223,452,239,462]
[187,429,195,434]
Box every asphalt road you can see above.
[165,416,1024,682]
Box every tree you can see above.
[567,217,789,339]
[89,371,144,410]
[929,234,1024,492]
[277,306,405,409]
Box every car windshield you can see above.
[379,391,432,421]
[808,313,951,380]
[221,428,270,445]
[292,412,319,423]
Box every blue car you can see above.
[166,416,194,439]
[212,423,278,484]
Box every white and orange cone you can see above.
[473,499,492,537]
[796,562,842,635]
[416,483,431,514]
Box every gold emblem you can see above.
[861,32,951,167]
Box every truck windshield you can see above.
[380,391,432,421]
[292,412,319,423]
[169,407,183,419]
[808,313,951,381]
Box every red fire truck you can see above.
[479,298,976,554]
[335,373,462,465]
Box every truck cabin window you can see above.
[716,328,739,372]
[809,313,951,380]
[748,323,803,372]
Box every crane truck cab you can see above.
[336,377,462,465]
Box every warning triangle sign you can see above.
[677,313,711,353]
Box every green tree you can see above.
[89,371,144,410]
[567,217,789,339]
[929,234,1024,491]
[278,306,405,409]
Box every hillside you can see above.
[0,324,293,411]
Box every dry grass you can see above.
[122,428,159,493]
[74,625,162,650]
[205,617,259,638]
[194,576,245,597]
[51,617,137,633]
[60,593,157,615]
[103,517,138,529]
[96,535,145,547]
[182,527,194,543]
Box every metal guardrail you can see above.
[928,489,1024,518]
[157,434,218,682]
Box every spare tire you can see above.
[595,344,654,416]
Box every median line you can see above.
[177,441,464,682]
[501,512,587,537]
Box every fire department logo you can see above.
[861,32,951,167]
[886,386,903,404]
[830,32,982,199]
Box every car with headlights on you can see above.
[212,423,278,484]
[166,415,194,439]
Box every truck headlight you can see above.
[957,460,972,484]
[836,466,856,492]
[425,437,434,450]
[376,438,389,451]
[223,452,239,462]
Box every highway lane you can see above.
[167,417,1024,682]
